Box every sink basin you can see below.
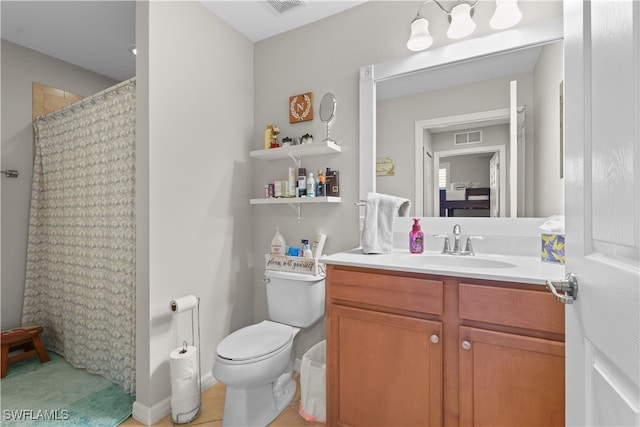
[396,254,517,269]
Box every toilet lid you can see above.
[217,321,293,361]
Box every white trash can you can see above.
[298,339,326,423]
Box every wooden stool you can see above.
[1,326,50,378]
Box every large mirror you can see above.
[359,20,564,218]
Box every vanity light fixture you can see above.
[407,0,523,52]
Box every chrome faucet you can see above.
[452,224,462,253]
[435,224,484,256]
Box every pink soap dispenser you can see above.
[410,218,424,254]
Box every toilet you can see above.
[213,269,325,427]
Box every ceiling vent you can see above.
[454,130,482,145]
[266,0,305,15]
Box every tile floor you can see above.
[120,374,323,427]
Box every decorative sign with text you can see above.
[265,254,323,275]
[289,92,314,123]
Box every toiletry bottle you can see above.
[317,172,326,197]
[306,172,315,197]
[301,239,309,257]
[303,242,313,259]
[271,227,287,255]
[264,125,273,150]
[274,180,282,198]
[288,167,296,198]
[314,170,321,196]
[297,167,307,197]
[410,218,424,254]
[326,168,340,196]
[311,233,327,259]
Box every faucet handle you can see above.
[433,234,451,254]
[464,236,485,255]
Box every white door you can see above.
[563,1,640,426]
[489,152,500,218]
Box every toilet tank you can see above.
[264,270,325,328]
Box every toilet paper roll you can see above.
[170,295,198,313]
[170,345,200,422]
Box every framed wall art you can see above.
[376,157,396,176]
[289,92,313,123]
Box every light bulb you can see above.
[490,0,522,30]
[447,3,476,40]
[407,16,434,51]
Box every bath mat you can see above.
[0,352,135,426]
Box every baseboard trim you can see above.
[132,371,216,425]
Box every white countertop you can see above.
[322,248,566,286]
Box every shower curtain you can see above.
[22,78,136,393]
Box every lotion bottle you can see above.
[271,227,287,255]
[303,242,313,259]
[410,218,424,254]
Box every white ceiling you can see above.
[1,1,136,81]
[201,1,368,43]
[1,0,367,82]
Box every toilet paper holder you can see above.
[169,295,201,424]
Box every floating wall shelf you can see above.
[250,140,341,161]
[250,140,342,220]
[250,196,342,221]
[250,196,342,205]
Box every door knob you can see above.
[546,272,578,304]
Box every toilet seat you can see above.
[217,321,292,362]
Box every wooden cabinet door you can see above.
[327,304,442,427]
[459,326,565,427]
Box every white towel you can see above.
[361,192,411,254]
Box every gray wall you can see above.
[0,40,117,330]
[135,0,255,414]
[252,1,562,357]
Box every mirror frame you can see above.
[358,19,563,216]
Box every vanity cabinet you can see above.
[326,266,444,426]
[326,265,565,427]
[457,283,565,427]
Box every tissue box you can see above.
[541,234,565,264]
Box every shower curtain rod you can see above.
[35,77,136,121]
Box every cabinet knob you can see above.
[430,334,439,344]
[461,340,472,350]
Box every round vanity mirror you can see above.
[319,93,337,144]
[320,93,336,122]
